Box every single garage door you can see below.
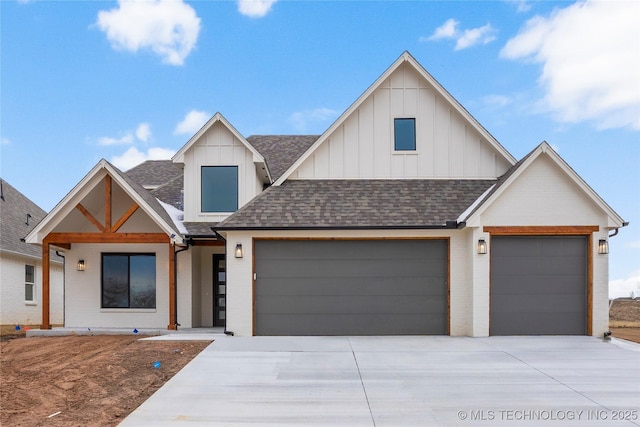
[490,236,588,335]
[254,240,448,336]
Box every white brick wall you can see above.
[0,253,63,327]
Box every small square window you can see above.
[394,118,416,151]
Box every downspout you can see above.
[55,251,65,327]
[173,239,192,330]
[608,221,629,238]
[213,230,234,336]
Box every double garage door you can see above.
[490,236,588,335]
[254,240,448,336]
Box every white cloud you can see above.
[289,107,339,133]
[626,240,640,249]
[610,272,640,299]
[501,0,640,130]
[174,110,211,135]
[1,137,11,145]
[422,19,496,50]
[135,122,152,142]
[237,0,277,18]
[455,24,496,51]
[426,18,459,41]
[98,133,135,146]
[481,94,512,108]
[95,0,201,66]
[505,0,532,13]
[111,146,176,171]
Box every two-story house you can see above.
[26,52,626,337]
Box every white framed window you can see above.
[25,264,35,302]
[102,253,156,309]
[394,118,416,151]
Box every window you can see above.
[25,265,35,302]
[102,254,156,309]
[394,118,416,151]
[201,166,238,212]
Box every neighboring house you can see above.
[0,179,64,333]
[26,52,626,337]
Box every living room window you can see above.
[102,254,156,309]
[201,166,238,213]
[394,118,416,151]
[25,265,35,302]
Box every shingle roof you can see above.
[216,179,496,229]
[183,222,218,237]
[246,135,319,181]
[125,160,182,188]
[151,174,184,211]
[0,179,48,258]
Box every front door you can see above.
[213,254,226,327]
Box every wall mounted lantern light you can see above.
[235,243,244,259]
[598,239,609,255]
[77,259,86,271]
[477,239,488,255]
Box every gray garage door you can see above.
[254,240,448,336]
[490,236,587,335]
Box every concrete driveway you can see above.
[120,336,640,426]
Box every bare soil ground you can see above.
[609,298,640,344]
[0,335,210,426]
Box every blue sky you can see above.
[1,0,639,296]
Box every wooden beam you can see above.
[167,243,177,330]
[111,203,139,232]
[76,204,105,232]
[105,175,112,231]
[44,232,169,244]
[483,226,599,235]
[40,243,52,330]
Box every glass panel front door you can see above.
[213,254,226,327]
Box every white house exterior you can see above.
[26,52,626,337]
[0,180,64,333]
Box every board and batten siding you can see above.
[291,63,511,180]
[182,122,263,223]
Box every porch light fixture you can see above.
[234,243,243,259]
[477,239,488,255]
[77,259,86,271]
[598,239,609,255]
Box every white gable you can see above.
[279,52,515,183]
[176,118,267,222]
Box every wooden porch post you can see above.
[40,242,52,329]
[168,243,177,330]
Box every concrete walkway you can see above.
[120,336,640,426]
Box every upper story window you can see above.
[394,118,416,151]
[201,166,238,213]
[25,265,35,302]
[102,253,156,309]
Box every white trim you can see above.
[274,51,516,186]
[457,184,496,223]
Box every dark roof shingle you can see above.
[125,160,182,188]
[246,135,319,181]
[217,179,496,229]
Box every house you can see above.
[0,179,64,333]
[26,52,626,337]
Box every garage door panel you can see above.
[256,277,446,297]
[255,240,448,336]
[490,236,587,336]
[258,313,447,336]
[258,295,446,315]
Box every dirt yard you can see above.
[0,335,210,426]
[609,298,640,343]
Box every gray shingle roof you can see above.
[246,135,319,181]
[0,179,48,258]
[216,179,496,229]
[151,174,184,211]
[183,222,218,237]
[125,160,182,188]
